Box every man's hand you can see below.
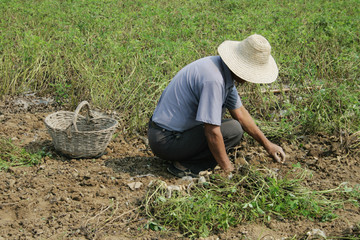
[229,107,286,164]
[265,142,286,163]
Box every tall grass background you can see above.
[1,0,359,138]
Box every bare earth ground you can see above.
[0,95,359,240]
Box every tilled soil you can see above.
[0,95,359,240]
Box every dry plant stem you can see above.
[95,207,141,234]
[145,183,166,216]
[240,85,323,95]
[82,201,141,239]
[83,204,113,227]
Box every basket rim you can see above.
[44,111,118,133]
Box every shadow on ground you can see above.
[105,156,172,178]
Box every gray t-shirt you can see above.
[152,56,242,132]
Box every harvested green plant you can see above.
[144,165,359,238]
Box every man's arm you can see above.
[204,123,234,172]
[229,106,286,163]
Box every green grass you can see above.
[144,165,360,238]
[0,137,45,170]
[1,0,359,136]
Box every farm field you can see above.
[1,0,360,239]
[0,95,359,239]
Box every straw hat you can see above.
[218,34,278,84]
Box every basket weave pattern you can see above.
[44,101,118,158]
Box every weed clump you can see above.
[0,137,44,170]
[144,165,359,238]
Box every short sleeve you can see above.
[225,85,242,110]
[195,80,224,126]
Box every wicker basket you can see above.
[44,101,118,158]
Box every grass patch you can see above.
[144,165,359,238]
[255,83,360,140]
[0,137,45,170]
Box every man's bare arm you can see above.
[229,106,285,163]
[204,123,234,172]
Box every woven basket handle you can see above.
[73,101,92,132]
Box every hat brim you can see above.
[218,40,278,84]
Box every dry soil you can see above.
[0,95,359,240]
